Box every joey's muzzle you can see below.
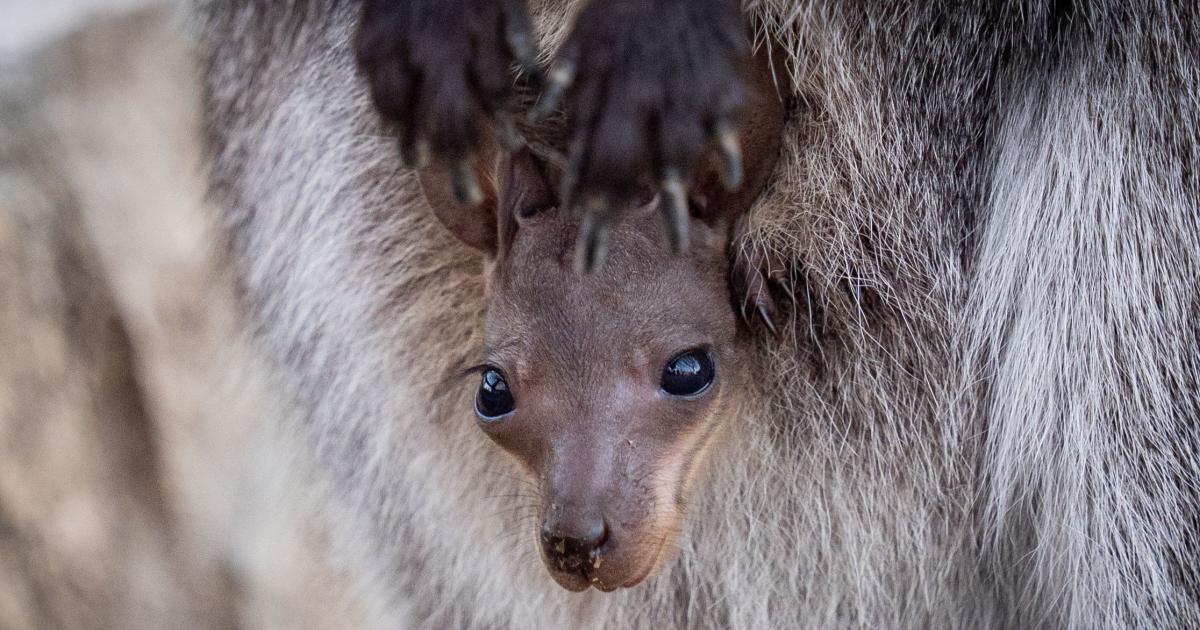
[539,510,609,579]
[535,439,621,589]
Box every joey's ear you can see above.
[417,149,501,254]
[496,147,556,221]
[692,46,788,227]
[492,146,557,258]
[417,146,556,257]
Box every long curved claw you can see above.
[450,158,484,206]
[531,61,576,120]
[573,197,611,274]
[558,130,587,210]
[757,303,778,336]
[495,112,525,152]
[500,0,540,81]
[399,135,431,170]
[772,267,796,308]
[660,169,690,254]
[506,30,540,81]
[732,245,783,335]
[715,123,743,190]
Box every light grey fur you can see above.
[196,1,1200,628]
[0,7,385,628]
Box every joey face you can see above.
[419,43,786,591]
[473,200,744,591]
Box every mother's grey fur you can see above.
[197,1,1200,627]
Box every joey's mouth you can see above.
[542,559,597,592]
[539,529,667,592]
[543,559,657,593]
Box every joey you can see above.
[417,47,786,591]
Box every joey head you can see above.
[419,47,786,592]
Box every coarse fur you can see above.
[196,1,1200,628]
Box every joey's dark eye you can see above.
[475,369,514,420]
[660,349,715,397]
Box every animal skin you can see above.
[195,1,1200,628]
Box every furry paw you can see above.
[534,0,750,272]
[355,0,538,204]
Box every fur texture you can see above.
[0,8,382,628]
[197,1,1200,627]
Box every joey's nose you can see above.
[540,518,609,573]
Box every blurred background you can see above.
[0,0,159,58]
[0,1,378,627]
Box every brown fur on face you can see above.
[485,188,742,591]
[418,47,785,591]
